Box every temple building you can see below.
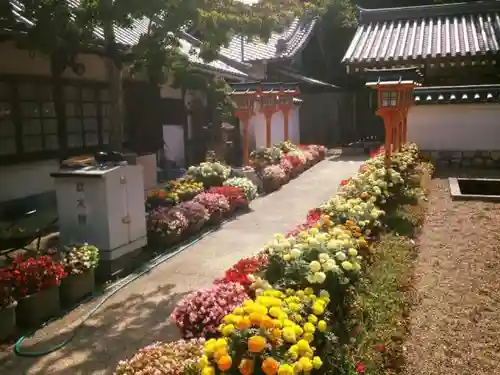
[342,0,500,167]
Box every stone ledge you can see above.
[421,150,500,168]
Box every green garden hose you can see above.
[13,223,226,357]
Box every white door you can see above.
[162,125,185,167]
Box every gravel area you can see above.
[0,156,364,375]
[403,174,500,375]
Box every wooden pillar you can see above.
[235,110,251,166]
[402,114,408,144]
[262,109,274,148]
[280,104,292,141]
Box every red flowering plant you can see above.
[207,186,249,211]
[286,208,322,237]
[193,192,230,217]
[7,254,66,298]
[0,267,15,308]
[214,253,268,294]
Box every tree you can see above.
[6,0,332,151]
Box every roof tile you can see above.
[343,1,500,66]
[218,17,317,62]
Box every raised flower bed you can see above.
[119,143,428,374]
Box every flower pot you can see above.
[60,268,96,307]
[0,302,17,342]
[262,179,282,194]
[148,232,181,248]
[186,221,206,236]
[208,211,224,225]
[16,287,60,328]
[224,206,237,218]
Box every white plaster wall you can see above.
[289,107,300,144]
[408,103,500,151]
[0,160,59,202]
[244,107,301,150]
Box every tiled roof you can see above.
[363,66,424,86]
[230,82,299,94]
[217,17,317,62]
[273,67,340,88]
[342,1,500,67]
[7,0,247,78]
[178,39,248,78]
[413,84,500,104]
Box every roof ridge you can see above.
[358,0,500,23]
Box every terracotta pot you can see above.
[60,268,96,307]
[0,302,17,342]
[16,287,60,328]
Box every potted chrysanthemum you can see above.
[59,244,99,306]
[0,267,17,341]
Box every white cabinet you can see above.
[51,164,147,261]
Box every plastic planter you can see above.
[0,302,17,342]
[262,179,282,194]
[60,268,96,307]
[16,287,60,327]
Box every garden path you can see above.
[0,156,365,375]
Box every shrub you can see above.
[193,192,230,217]
[115,338,205,375]
[146,207,189,237]
[208,186,248,211]
[7,255,66,298]
[60,243,100,275]
[170,282,249,338]
[223,177,258,201]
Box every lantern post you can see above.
[260,91,279,148]
[365,67,422,165]
[233,94,255,166]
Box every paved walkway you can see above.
[0,156,365,375]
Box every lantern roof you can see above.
[364,66,424,87]
[230,82,300,95]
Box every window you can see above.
[64,85,110,149]
[18,82,59,152]
[0,82,15,155]
[0,77,114,163]
[381,90,397,107]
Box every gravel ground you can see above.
[403,174,500,375]
[0,156,364,375]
